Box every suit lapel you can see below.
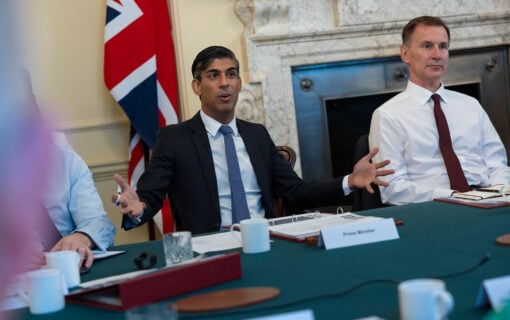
[188,113,220,213]
[237,120,271,203]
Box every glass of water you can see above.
[162,231,193,266]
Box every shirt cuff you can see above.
[342,175,353,195]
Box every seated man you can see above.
[369,16,510,205]
[25,72,115,270]
[114,45,394,234]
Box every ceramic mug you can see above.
[230,218,270,254]
[20,268,66,314]
[398,278,454,320]
[45,250,81,288]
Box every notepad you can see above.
[268,213,383,241]
[476,185,510,194]
[452,190,503,201]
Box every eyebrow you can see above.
[204,66,237,74]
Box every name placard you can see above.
[319,218,399,250]
[476,274,510,310]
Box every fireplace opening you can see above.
[292,46,510,182]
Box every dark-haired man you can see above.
[369,16,510,205]
[115,45,393,234]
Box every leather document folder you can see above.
[66,252,242,311]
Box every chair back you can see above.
[351,134,385,211]
[276,145,296,168]
[273,145,297,217]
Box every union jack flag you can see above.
[104,0,179,233]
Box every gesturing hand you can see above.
[112,174,146,218]
[348,147,394,193]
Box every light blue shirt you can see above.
[41,132,115,251]
[200,111,265,227]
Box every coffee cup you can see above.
[45,250,81,288]
[20,268,65,314]
[398,278,454,320]
[230,218,270,254]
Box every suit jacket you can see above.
[129,112,347,234]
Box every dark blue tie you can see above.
[219,125,250,223]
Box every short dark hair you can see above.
[402,16,450,46]
[191,46,240,81]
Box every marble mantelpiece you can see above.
[234,0,510,173]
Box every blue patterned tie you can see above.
[219,125,250,223]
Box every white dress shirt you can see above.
[369,81,510,205]
[200,111,265,227]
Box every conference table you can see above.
[8,200,510,319]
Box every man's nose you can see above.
[431,45,441,58]
[219,74,230,86]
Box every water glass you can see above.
[125,302,178,320]
[162,231,193,266]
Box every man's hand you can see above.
[51,232,94,268]
[348,147,394,193]
[113,174,145,218]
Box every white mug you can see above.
[230,218,270,254]
[21,268,65,314]
[398,278,454,320]
[45,250,81,288]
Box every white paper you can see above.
[79,269,156,289]
[192,231,242,254]
[268,213,383,240]
[320,218,399,250]
[92,250,126,260]
[452,190,503,200]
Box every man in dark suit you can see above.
[114,46,393,235]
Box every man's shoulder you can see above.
[374,91,410,112]
[443,88,479,103]
[159,116,200,134]
[237,118,265,129]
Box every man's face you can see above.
[192,58,241,124]
[401,24,449,91]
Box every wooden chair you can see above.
[273,145,297,217]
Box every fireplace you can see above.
[234,1,510,180]
[292,46,510,181]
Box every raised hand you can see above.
[348,147,394,193]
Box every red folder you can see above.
[66,252,242,311]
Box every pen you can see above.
[115,185,121,206]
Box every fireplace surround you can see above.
[234,1,510,179]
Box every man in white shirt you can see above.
[369,16,510,205]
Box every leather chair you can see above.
[351,134,385,211]
[273,145,297,217]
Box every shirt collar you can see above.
[200,110,239,137]
[407,80,446,105]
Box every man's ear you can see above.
[400,44,409,64]
[191,78,201,96]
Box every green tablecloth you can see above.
[7,201,510,319]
